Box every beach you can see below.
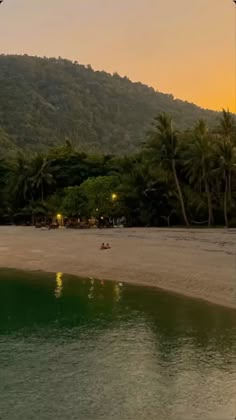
[0,226,235,309]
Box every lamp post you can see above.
[111,193,118,202]
[111,193,118,226]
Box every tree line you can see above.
[0,109,235,227]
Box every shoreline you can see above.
[0,227,235,310]
[2,266,236,312]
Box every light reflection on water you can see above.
[54,272,63,298]
[0,269,235,420]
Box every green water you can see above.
[0,269,235,420]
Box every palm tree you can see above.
[31,154,55,202]
[215,139,236,227]
[184,120,215,226]
[218,109,235,141]
[146,113,189,226]
[10,153,32,202]
[217,109,236,203]
[7,153,33,222]
[215,110,236,226]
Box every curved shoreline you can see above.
[0,226,235,310]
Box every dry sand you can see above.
[0,226,236,309]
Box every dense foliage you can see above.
[0,110,236,227]
[0,54,220,155]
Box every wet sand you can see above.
[0,226,235,309]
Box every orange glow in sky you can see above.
[0,0,235,111]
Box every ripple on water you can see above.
[0,269,235,420]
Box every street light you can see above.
[111,193,118,202]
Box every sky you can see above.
[0,0,235,111]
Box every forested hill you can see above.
[0,54,219,154]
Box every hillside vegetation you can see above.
[0,54,219,154]
[0,108,235,228]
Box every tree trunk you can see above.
[228,171,232,207]
[171,159,189,227]
[167,214,170,227]
[30,197,35,226]
[205,179,214,226]
[41,183,44,202]
[224,176,228,228]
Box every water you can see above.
[0,269,235,420]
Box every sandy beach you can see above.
[0,226,235,309]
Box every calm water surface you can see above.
[0,269,235,420]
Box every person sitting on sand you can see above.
[100,243,106,250]
[106,243,111,249]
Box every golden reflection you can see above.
[88,278,95,300]
[114,283,123,302]
[55,272,63,298]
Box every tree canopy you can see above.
[0,109,235,228]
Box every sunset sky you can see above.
[0,0,235,111]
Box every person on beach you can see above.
[100,243,111,250]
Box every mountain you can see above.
[0,54,220,154]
